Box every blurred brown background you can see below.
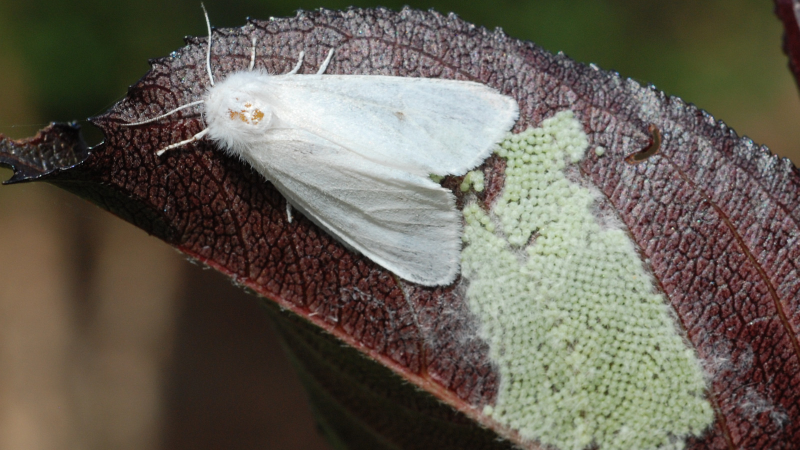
[0,1,798,449]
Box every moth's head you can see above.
[204,71,274,155]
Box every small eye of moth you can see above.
[123,5,519,286]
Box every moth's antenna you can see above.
[201,3,215,86]
[122,100,205,127]
[124,6,215,154]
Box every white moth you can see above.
[124,7,519,286]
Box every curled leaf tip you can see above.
[0,122,89,185]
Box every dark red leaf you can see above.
[2,7,799,450]
[775,0,800,92]
[0,122,88,184]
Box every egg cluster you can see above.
[461,111,713,450]
[460,170,486,192]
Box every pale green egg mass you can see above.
[461,111,713,450]
[461,170,485,192]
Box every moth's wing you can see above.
[262,75,518,176]
[249,129,461,286]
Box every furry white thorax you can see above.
[204,71,279,158]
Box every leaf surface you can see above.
[775,0,800,92]
[2,7,799,450]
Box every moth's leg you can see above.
[288,51,305,75]
[249,37,257,71]
[156,128,209,156]
[122,100,205,127]
[317,48,334,75]
[286,202,293,223]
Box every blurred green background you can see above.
[0,1,798,450]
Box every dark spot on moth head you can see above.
[394,111,406,121]
[625,124,661,164]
